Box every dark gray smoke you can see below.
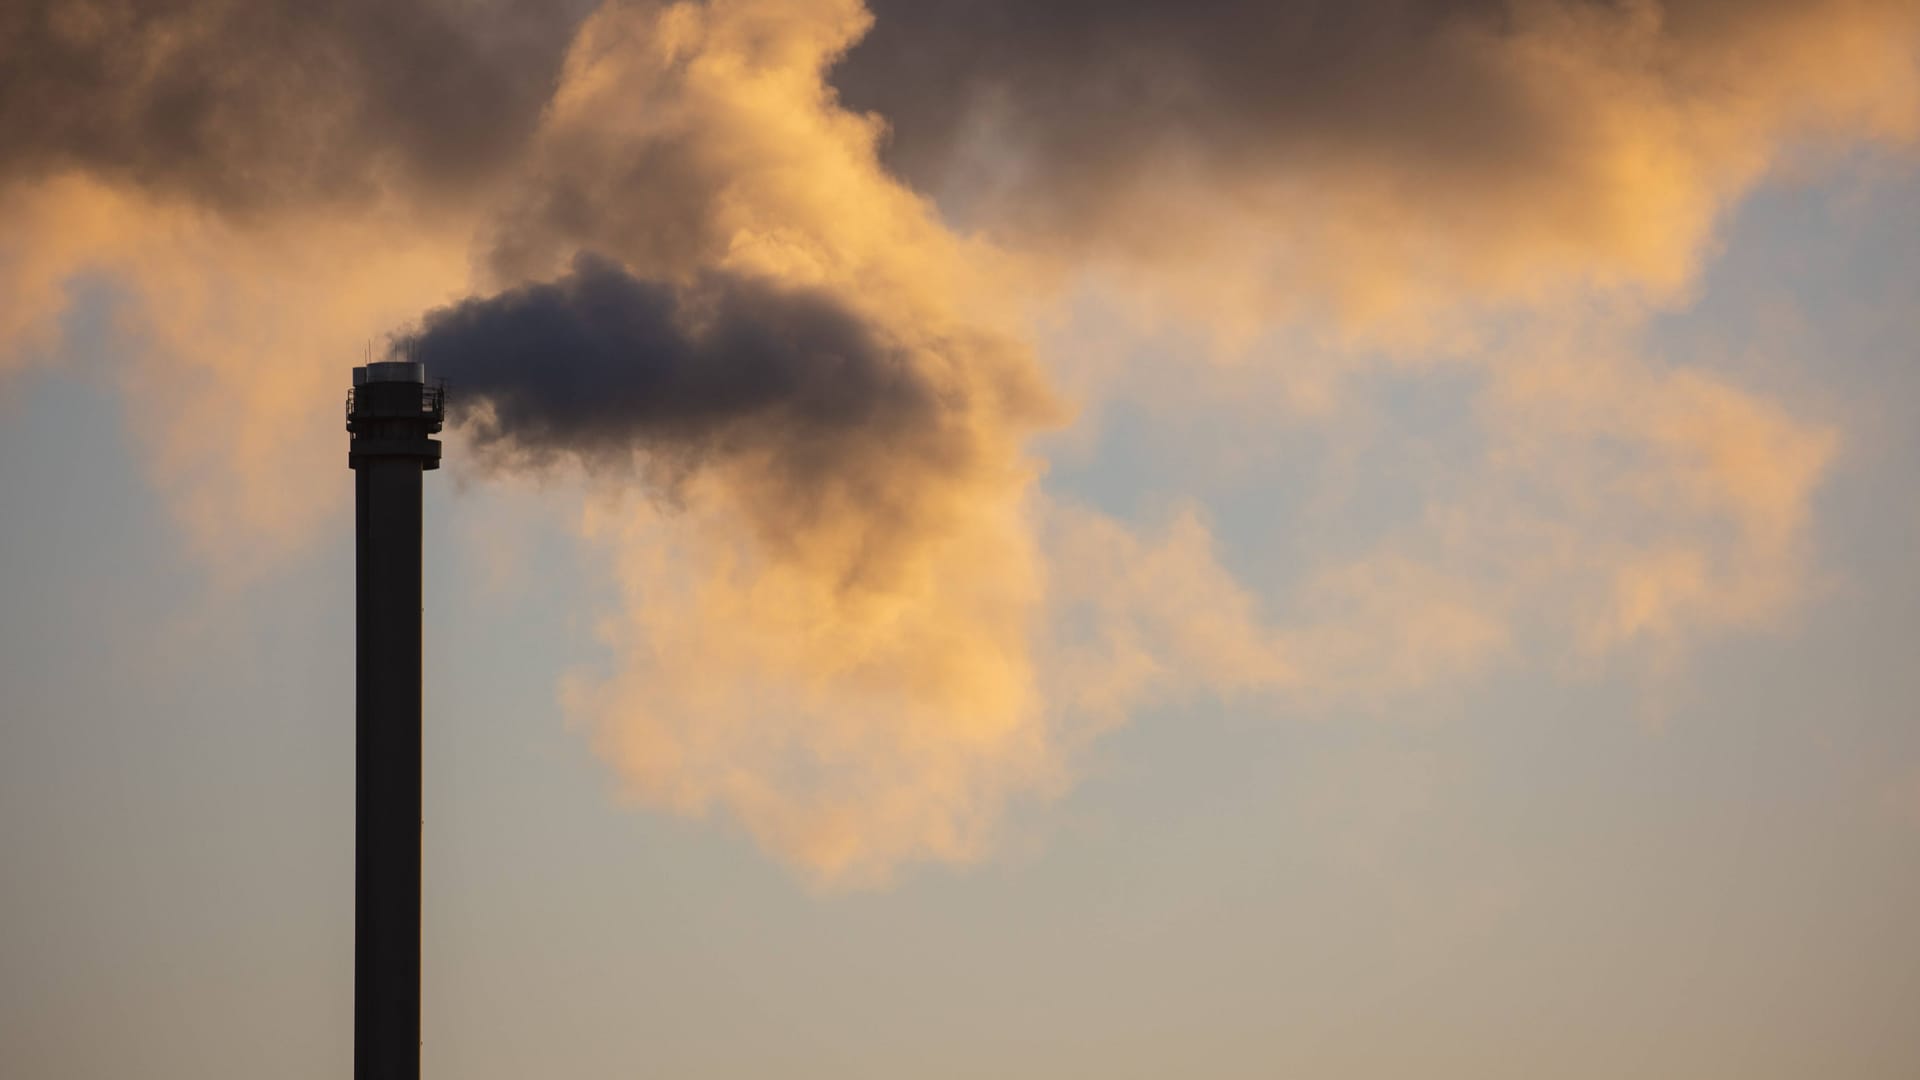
[833,0,1525,229]
[399,254,968,522]
[829,0,1820,242]
[0,0,591,210]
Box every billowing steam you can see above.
[2,0,1913,883]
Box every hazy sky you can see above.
[3,2,1919,1077]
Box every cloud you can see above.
[0,0,1908,883]
[0,1,1074,882]
[446,0,1066,885]
[0,173,473,566]
[0,0,587,211]
[569,466,1054,887]
[836,0,1920,331]
[1039,312,1838,725]
[1474,329,1839,659]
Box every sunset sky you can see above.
[3,1,1919,1076]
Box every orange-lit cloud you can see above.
[492,0,1064,886]
[0,174,473,566]
[0,0,1910,883]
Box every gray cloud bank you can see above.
[833,0,1920,309]
[0,0,589,209]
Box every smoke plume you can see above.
[837,0,1920,327]
[0,0,586,211]
[402,252,1030,589]
[409,255,941,466]
[1,0,1913,883]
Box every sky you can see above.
[2,1,1919,1076]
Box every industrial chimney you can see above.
[346,360,444,1080]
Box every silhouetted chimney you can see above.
[346,360,443,1080]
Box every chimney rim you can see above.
[363,361,426,384]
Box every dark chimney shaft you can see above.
[346,361,443,1080]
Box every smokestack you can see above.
[345,360,444,1080]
